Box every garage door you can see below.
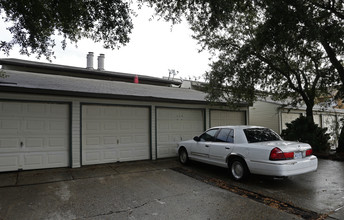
[210,110,246,127]
[0,101,69,172]
[157,108,204,158]
[82,105,150,165]
[281,113,301,130]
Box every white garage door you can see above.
[82,105,150,165]
[281,113,301,130]
[157,108,204,158]
[210,110,246,127]
[0,101,69,172]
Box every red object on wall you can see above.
[134,75,139,83]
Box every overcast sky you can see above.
[0,4,211,81]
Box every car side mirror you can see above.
[193,136,200,142]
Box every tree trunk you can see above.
[305,102,315,125]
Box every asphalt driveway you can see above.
[0,158,342,219]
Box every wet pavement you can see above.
[0,158,342,219]
[177,159,344,219]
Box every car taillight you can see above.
[269,147,294,160]
[306,149,312,157]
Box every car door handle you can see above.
[205,145,209,148]
[225,147,230,150]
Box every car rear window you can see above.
[244,128,281,143]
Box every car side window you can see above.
[216,128,234,143]
[199,129,218,142]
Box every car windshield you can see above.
[244,128,281,143]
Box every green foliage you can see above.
[0,0,134,59]
[281,116,330,153]
[143,0,344,120]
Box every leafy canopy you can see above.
[142,0,344,116]
[0,0,134,59]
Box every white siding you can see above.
[281,112,302,130]
[249,101,280,133]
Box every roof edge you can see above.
[0,58,181,85]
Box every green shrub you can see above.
[281,116,330,153]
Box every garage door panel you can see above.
[0,102,22,116]
[119,121,132,130]
[85,121,100,131]
[82,105,150,165]
[0,102,69,172]
[210,110,246,127]
[27,103,47,115]
[84,136,101,147]
[104,121,117,130]
[49,137,67,148]
[25,138,44,148]
[46,153,68,167]
[24,154,44,168]
[1,119,21,131]
[84,151,101,163]
[0,154,20,172]
[49,120,68,131]
[135,135,148,143]
[157,108,204,158]
[0,138,20,151]
[135,120,148,129]
[103,136,117,145]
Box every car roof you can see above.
[209,125,265,130]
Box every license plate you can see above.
[294,152,302,159]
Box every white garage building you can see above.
[249,99,344,149]
[0,58,248,172]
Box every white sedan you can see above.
[177,126,318,180]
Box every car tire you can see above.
[179,148,189,165]
[228,158,249,181]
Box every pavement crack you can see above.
[80,192,188,219]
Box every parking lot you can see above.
[0,158,343,219]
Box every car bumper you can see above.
[248,155,318,177]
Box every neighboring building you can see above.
[249,99,344,149]
[0,55,248,172]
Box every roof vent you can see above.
[134,75,139,83]
[86,52,94,69]
[97,54,105,71]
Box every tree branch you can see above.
[321,39,344,84]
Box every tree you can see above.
[142,0,343,124]
[0,0,134,59]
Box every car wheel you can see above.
[229,158,249,181]
[179,148,189,165]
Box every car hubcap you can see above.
[232,161,243,179]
